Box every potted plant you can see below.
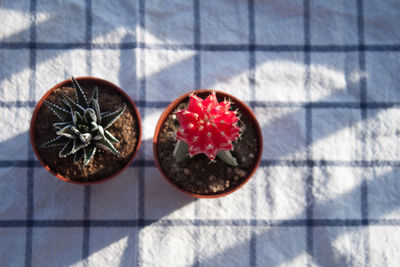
[153,90,262,198]
[30,77,142,184]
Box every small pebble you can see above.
[226,167,233,174]
[208,175,216,182]
[234,167,246,178]
[225,180,230,188]
[208,184,216,191]
[249,153,255,158]
[209,183,217,191]
[234,175,240,181]
[183,168,191,175]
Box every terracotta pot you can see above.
[30,77,142,185]
[153,90,263,198]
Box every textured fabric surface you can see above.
[1,0,400,266]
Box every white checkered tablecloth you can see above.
[1,0,400,266]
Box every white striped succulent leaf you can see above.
[40,77,126,166]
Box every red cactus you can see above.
[175,92,241,160]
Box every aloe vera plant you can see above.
[173,91,241,166]
[41,77,126,166]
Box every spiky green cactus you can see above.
[41,77,126,166]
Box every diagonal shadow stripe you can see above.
[195,166,400,266]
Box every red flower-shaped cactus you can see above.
[175,92,241,161]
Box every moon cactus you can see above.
[173,91,241,166]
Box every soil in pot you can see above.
[34,81,139,182]
[157,98,260,196]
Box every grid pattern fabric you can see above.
[1,0,400,266]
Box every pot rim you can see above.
[30,76,142,185]
[153,89,263,198]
